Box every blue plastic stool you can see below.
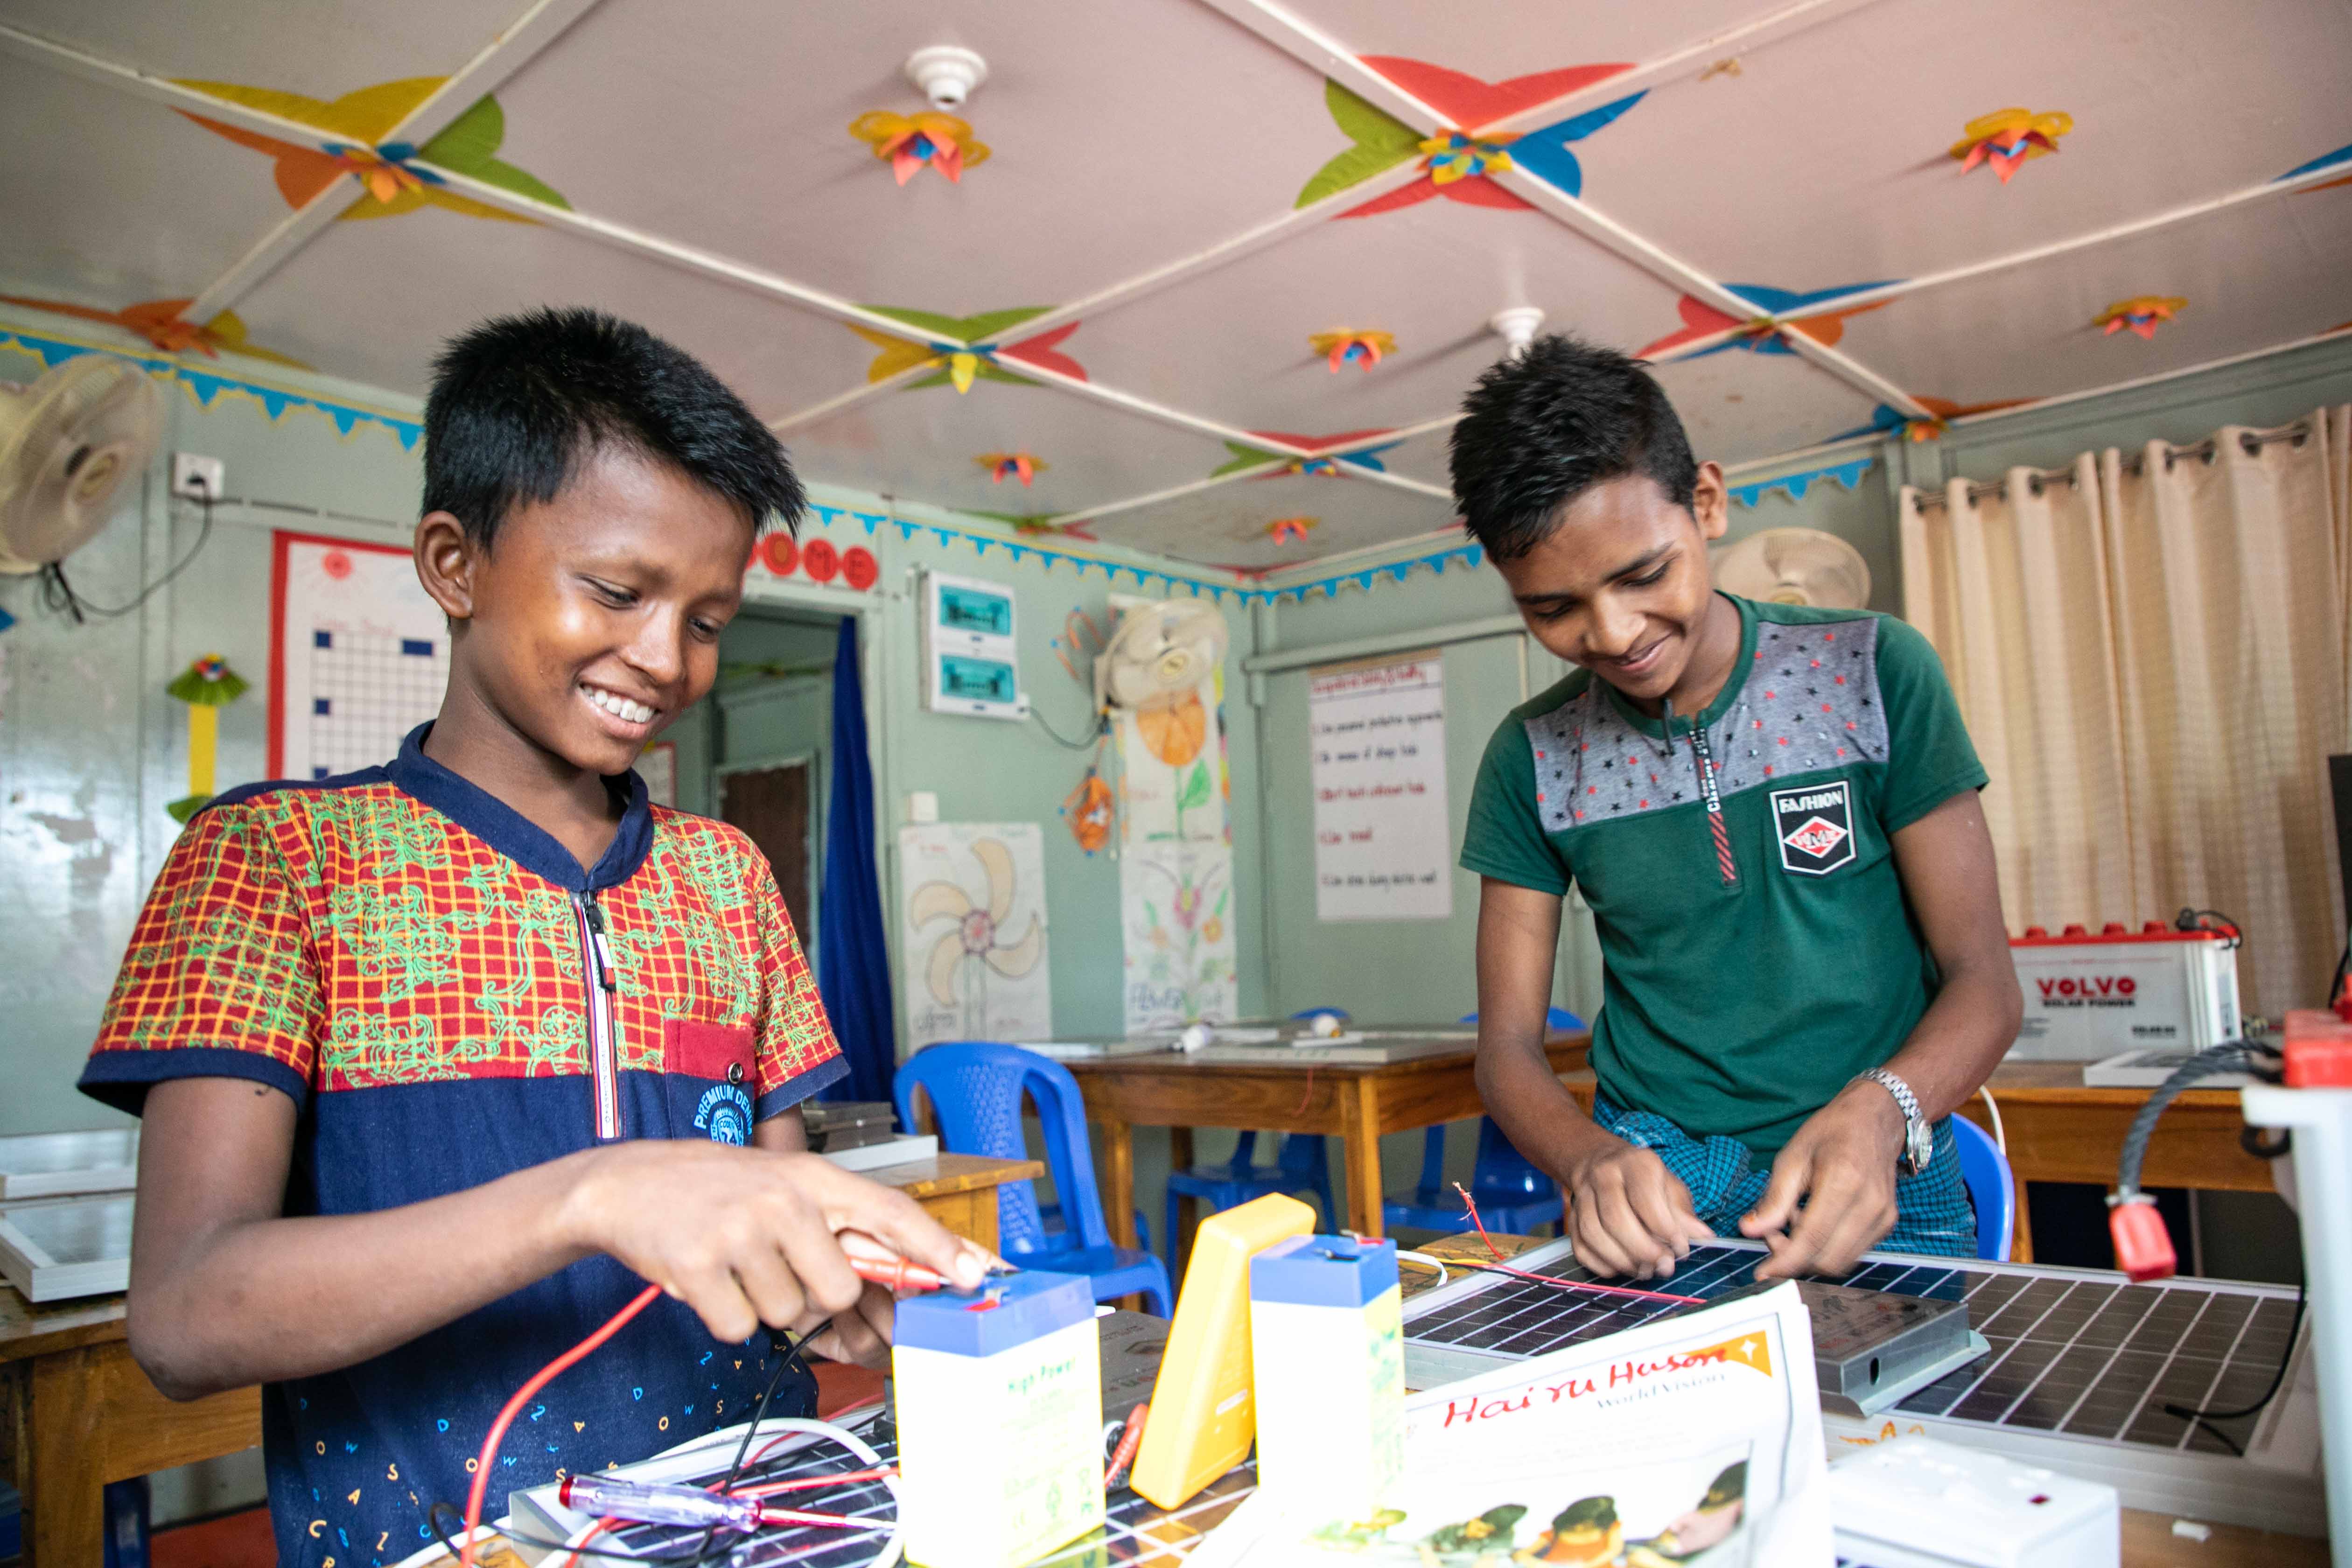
[1951,1112,2017,1262]
[894,1042,1174,1315]
[1384,1008,1583,1235]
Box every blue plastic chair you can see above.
[1160,1007,1350,1257]
[894,1042,1174,1315]
[1384,1008,1584,1235]
[1951,1113,2016,1262]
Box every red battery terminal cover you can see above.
[2283,1008,2352,1087]
[2107,1196,2177,1282]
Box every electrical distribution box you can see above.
[921,570,1027,720]
[2007,923,2240,1062]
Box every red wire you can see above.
[1451,1183,1706,1307]
[462,1284,664,1568]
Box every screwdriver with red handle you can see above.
[838,1231,1011,1294]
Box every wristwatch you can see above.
[1855,1067,1933,1176]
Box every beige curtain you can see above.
[1900,409,2352,1017]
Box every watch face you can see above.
[1906,1121,1934,1171]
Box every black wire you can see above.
[2116,1041,2276,1197]
[2180,907,2246,949]
[2163,1271,2308,1456]
[42,486,215,620]
[1029,704,1102,750]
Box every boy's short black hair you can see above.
[1449,334,1699,561]
[422,307,805,546]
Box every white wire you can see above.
[1976,1086,2007,1155]
[1394,1250,1449,1287]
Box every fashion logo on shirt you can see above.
[1770,781,1855,875]
[693,1083,753,1144]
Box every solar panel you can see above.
[1400,1237,2322,1535]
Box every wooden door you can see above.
[721,762,814,938]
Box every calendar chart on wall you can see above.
[268,531,448,780]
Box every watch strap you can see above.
[1855,1067,1932,1176]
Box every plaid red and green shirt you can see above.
[83,725,843,1568]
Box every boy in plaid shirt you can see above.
[82,309,988,1563]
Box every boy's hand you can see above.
[1742,1083,1905,1280]
[561,1142,993,1355]
[1564,1136,1717,1279]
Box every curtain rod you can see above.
[1909,420,2313,510]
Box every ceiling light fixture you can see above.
[1489,307,1545,360]
[904,46,987,111]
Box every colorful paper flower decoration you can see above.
[847,111,990,184]
[1310,330,1394,372]
[1296,58,1645,216]
[1833,396,2036,443]
[1949,108,2074,184]
[176,77,567,221]
[969,510,1094,540]
[1638,282,1896,359]
[0,295,309,367]
[165,654,250,823]
[1210,431,1400,478]
[2095,296,2187,339]
[849,307,1088,393]
[1266,517,1317,545]
[977,451,1046,486]
[2281,141,2352,194]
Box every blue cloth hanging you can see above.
[816,615,895,1103]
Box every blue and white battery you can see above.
[1248,1234,1405,1520]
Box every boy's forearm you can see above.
[1476,1041,1619,1187]
[1878,952,2023,1125]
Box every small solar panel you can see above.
[1402,1239,2300,1456]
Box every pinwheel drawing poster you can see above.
[897,822,1053,1049]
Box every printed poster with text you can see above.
[1310,654,1452,921]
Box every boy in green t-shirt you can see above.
[1453,336,2022,1282]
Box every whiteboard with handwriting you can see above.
[1309,654,1452,921]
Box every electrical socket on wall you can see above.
[171,453,224,501]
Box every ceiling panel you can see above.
[1077,190,1685,434]
[1580,0,2352,287]
[490,0,1333,316]
[0,50,302,316]
[232,210,877,409]
[1835,186,2352,411]
[0,0,496,89]
[1085,469,1453,571]
[1275,0,1774,90]
[1652,350,1888,466]
[785,378,1236,518]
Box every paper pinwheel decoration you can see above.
[0,295,309,367]
[1210,430,1400,479]
[1295,58,1644,216]
[2281,141,2352,195]
[1310,331,1394,372]
[969,510,1093,539]
[847,111,991,184]
[909,838,1043,1024]
[166,654,249,823]
[977,451,1046,486]
[2095,296,2187,340]
[177,77,567,221]
[1949,108,2074,184]
[1638,282,1895,359]
[1832,396,2036,443]
[1266,517,1317,545]
[850,307,1088,393]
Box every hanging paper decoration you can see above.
[2095,296,2187,340]
[976,451,1045,486]
[1062,769,1114,854]
[1638,282,1896,359]
[1830,396,2036,443]
[0,295,308,367]
[1725,457,1878,510]
[849,307,1088,392]
[1949,108,2074,184]
[1266,517,1317,545]
[176,78,568,221]
[846,111,990,184]
[1208,430,1399,478]
[1294,59,1643,215]
[1309,330,1395,372]
[165,654,249,823]
[2280,141,2352,194]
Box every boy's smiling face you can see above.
[424,443,755,779]
[1493,463,1732,710]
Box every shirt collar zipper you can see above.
[1666,698,1740,889]
[573,891,622,1141]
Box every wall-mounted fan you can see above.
[1713,527,1871,609]
[1093,599,1230,716]
[0,358,162,576]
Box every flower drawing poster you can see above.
[898,822,1053,1050]
[1120,838,1239,1032]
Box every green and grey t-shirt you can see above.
[1461,594,1987,1155]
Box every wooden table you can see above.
[1560,1060,2274,1265]
[0,1152,1041,1568]
[1399,1232,2326,1567]
[1064,1031,1589,1246]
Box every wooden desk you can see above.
[1398,1232,2326,1568]
[1064,1032,1589,1244]
[1559,1061,2274,1265]
[0,1152,1041,1568]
